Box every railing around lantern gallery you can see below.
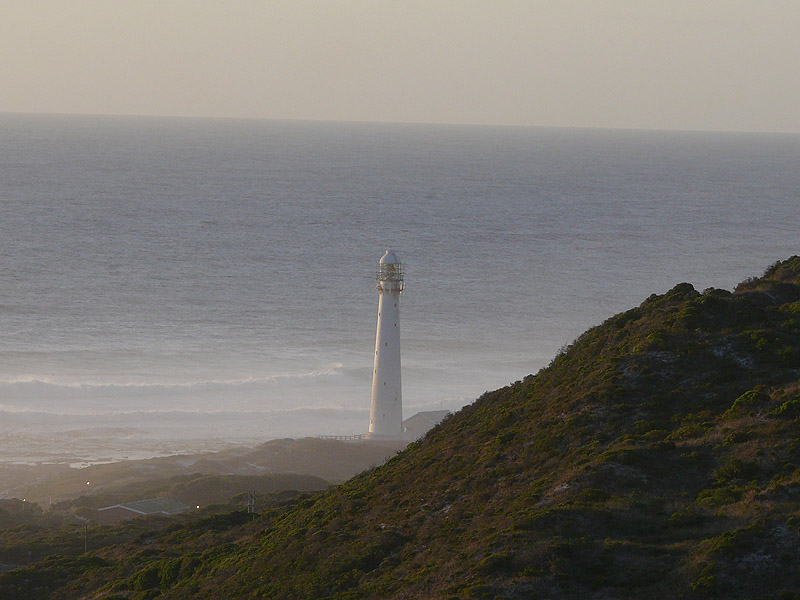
[376,263,404,282]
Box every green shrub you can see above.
[713,459,759,485]
[668,505,707,527]
[720,431,749,446]
[723,388,770,418]
[131,565,160,591]
[773,397,800,418]
[697,486,744,509]
[476,551,514,574]
[573,488,610,504]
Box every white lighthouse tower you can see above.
[368,249,404,439]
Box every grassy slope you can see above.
[3,257,800,599]
[0,472,329,572]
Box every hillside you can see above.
[2,256,800,599]
[11,437,405,504]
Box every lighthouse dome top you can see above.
[379,249,401,265]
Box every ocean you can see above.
[1,113,798,464]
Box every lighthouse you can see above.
[368,250,404,439]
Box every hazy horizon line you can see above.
[4,109,799,138]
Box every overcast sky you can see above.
[2,1,799,132]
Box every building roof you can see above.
[98,498,189,516]
[403,410,451,428]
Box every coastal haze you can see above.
[1,115,799,465]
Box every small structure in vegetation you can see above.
[97,498,189,524]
